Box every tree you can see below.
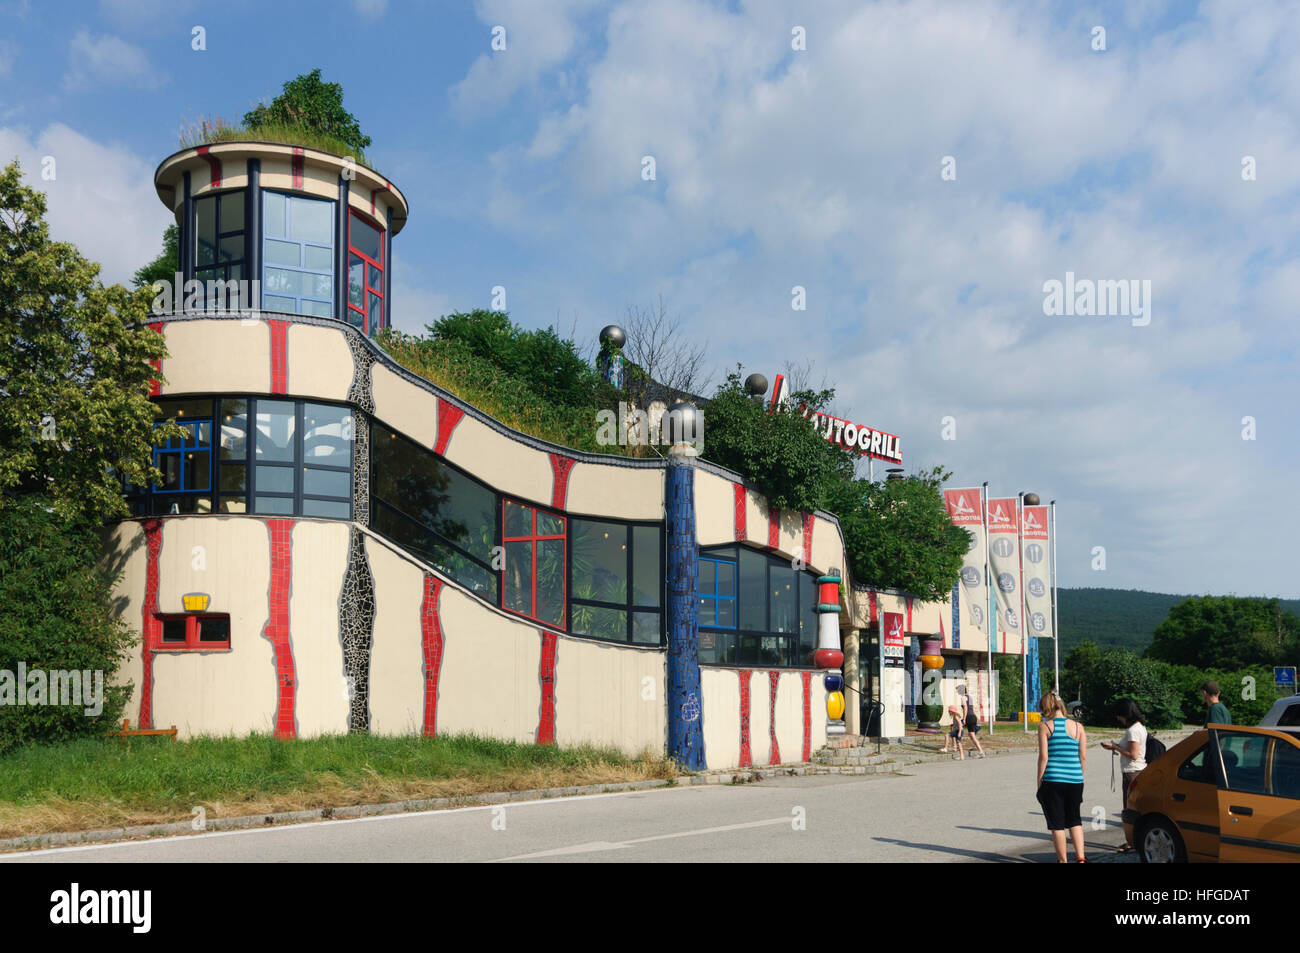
[1147,596,1300,669]
[0,160,169,526]
[620,295,711,398]
[132,223,178,290]
[701,370,853,512]
[243,68,371,156]
[0,497,135,753]
[830,466,970,599]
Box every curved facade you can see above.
[107,141,1008,765]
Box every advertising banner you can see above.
[1021,505,1053,641]
[882,611,905,668]
[943,487,988,650]
[986,497,1023,654]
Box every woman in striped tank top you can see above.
[1036,690,1088,863]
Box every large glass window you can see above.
[570,519,662,645]
[370,422,497,602]
[193,190,246,309]
[697,544,820,668]
[502,499,565,628]
[347,210,384,334]
[262,192,334,317]
[127,397,352,520]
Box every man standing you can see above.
[1201,680,1232,726]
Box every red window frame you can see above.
[347,210,385,334]
[500,498,566,627]
[153,614,231,651]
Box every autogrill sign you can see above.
[771,374,903,464]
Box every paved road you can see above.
[2,743,1135,863]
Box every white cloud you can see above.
[0,123,173,286]
[63,30,166,91]
[444,0,1300,595]
[352,0,386,18]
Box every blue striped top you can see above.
[1042,716,1084,783]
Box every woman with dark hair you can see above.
[1101,699,1147,854]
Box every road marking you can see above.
[0,786,701,860]
[490,815,792,861]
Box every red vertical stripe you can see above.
[265,519,296,739]
[733,482,747,541]
[147,322,166,396]
[868,590,878,624]
[433,401,465,456]
[537,629,558,744]
[906,596,913,633]
[767,505,779,549]
[549,453,575,510]
[195,145,222,187]
[268,319,288,394]
[800,671,813,761]
[738,669,752,768]
[768,671,781,765]
[139,519,163,728]
[420,575,445,737]
[801,512,814,564]
[292,147,304,189]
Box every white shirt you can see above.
[1121,723,1148,774]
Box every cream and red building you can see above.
[105,142,1013,769]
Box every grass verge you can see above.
[0,733,676,840]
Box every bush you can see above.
[0,497,135,754]
[1156,662,1285,726]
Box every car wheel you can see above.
[1138,817,1186,863]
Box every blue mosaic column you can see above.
[665,455,706,770]
[1027,634,1041,712]
[903,637,917,723]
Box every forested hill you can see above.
[1056,588,1300,655]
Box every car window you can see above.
[1272,741,1300,799]
[1279,702,1300,728]
[1177,745,1211,783]
[1219,732,1269,794]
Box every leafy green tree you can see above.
[132,223,179,290]
[243,68,371,155]
[1147,596,1300,669]
[831,465,969,599]
[0,497,135,753]
[0,160,168,526]
[701,371,852,511]
[427,310,604,410]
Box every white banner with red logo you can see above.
[1020,505,1053,642]
[943,487,988,651]
[986,497,1023,654]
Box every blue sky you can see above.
[2,0,1297,598]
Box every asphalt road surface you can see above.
[3,741,1135,863]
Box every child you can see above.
[944,704,965,759]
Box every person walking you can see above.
[1201,681,1232,726]
[1101,699,1147,854]
[944,704,965,758]
[958,683,986,758]
[1036,690,1088,863]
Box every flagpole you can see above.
[1018,492,1028,732]
[1050,499,1060,695]
[983,482,993,735]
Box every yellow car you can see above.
[1123,725,1300,862]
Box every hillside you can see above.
[1055,587,1300,656]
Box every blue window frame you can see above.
[153,417,212,494]
[261,191,334,318]
[698,556,737,629]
